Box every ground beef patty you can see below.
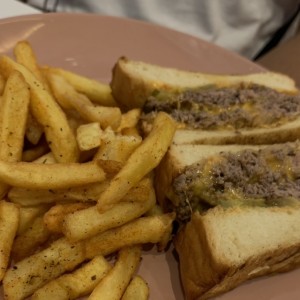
[173,144,300,222]
[142,84,300,130]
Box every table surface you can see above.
[0,0,40,19]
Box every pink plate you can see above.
[0,13,299,300]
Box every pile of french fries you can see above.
[0,41,176,300]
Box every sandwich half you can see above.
[112,58,300,299]
[155,142,300,299]
[111,58,300,145]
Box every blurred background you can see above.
[18,0,300,82]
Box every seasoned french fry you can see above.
[14,41,50,91]
[82,105,122,129]
[0,201,19,281]
[12,215,51,262]
[97,112,176,212]
[8,181,109,206]
[14,41,49,146]
[25,112,44,145]
[32,152,56,164]
[85,213,175,259]
[3,238,86,300]
[0,42,182,300]
[46,66,116,106]
[18,205,50,235]
[67,114,85,134]
[32,256,111,300]
[121,126,141,138]
[0,71,30,198]
[0,160,105,189]
[3,213,174,299]
[63,177,156,241]
[14,41,50,146]
[145,204,164,217]
[47,72,121,129]
[46,71,90,110]
[88,246,141,300]
[0,73,5,95]
[76,122,102,151]
[44,202,92,233]
[97,160,123,177]
[22,139,49,162]
[94,127,142,163]
[0,71,30,161]
[118,108,141,132]
[0,55,79,163]
[122,275,149,300]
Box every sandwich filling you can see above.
[142,84,300,130]
[173,143,300,222]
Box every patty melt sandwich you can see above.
[111,58,300,300]
[156,142,300,299]
[111,58,300,145]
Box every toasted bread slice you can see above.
[111,57,298,109]
[175,206,300,300]
[172,119,300,145]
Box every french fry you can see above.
[88,246,141,300]
[22,139,49,162]
[0,201,19,281]
[44,202,92,233]
[14,41,50,91]
[122,275,149,300]
[3,238,86,300]
[12,215,51,262]
[121,126,141,138]
[97,160,123,177]
[18,205,50,235]
[94,127,142,163]
[0,42,182,300]
[145,204,164,216]
[67,114,85,134]
[32,152,56,164]
[45,71,90,110]
[3,213,174,299]
[76,122,102,151]
[0,73,5,95]
[97,112,176,212]
[82,104,122,129]
[0,55,79,163]
[63,177,156,241]
[32,256,111,300]
[47,72,121,129]
[14,41,49,146]
[8,181,109,206]
[0,70,30,198]
[25,112,44,145]
[0,160,105,189]
[46,66,117,106]
[85,213,175,259]
[0,71,30,161]
[117,108,141,132]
